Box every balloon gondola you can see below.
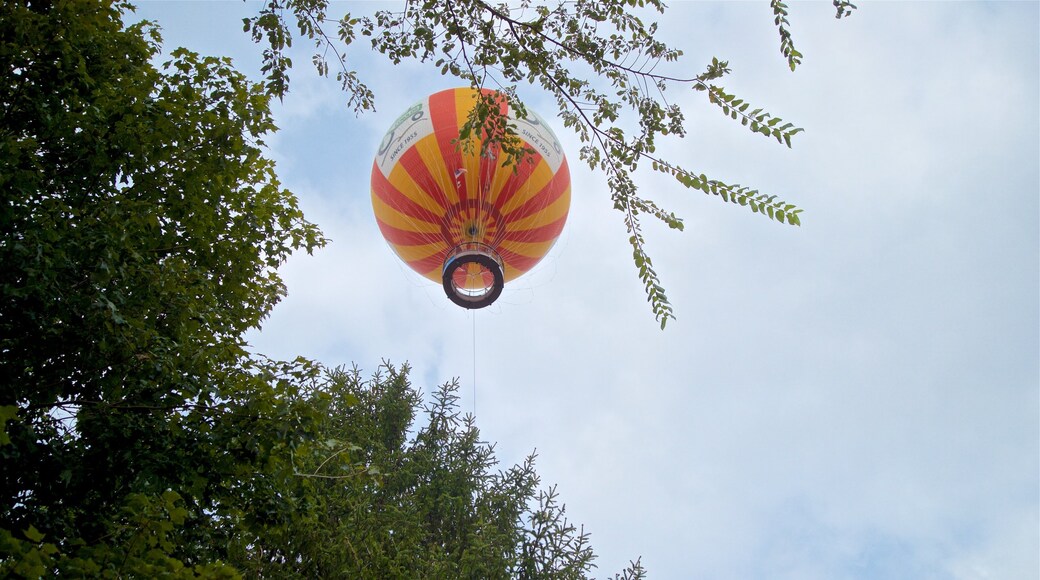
[371,87,570,309]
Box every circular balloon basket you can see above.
[442,243,505,309]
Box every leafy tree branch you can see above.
[244,0,852,327]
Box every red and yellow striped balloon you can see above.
[371,87,570,308]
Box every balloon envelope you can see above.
[371,87,570,308]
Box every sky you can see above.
[132,2,1038,578]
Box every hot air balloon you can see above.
[371,87,570,309]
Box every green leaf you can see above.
[24,525,44,544]
[0,405,15,446]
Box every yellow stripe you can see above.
[392,242,445,284]
[384,160,447,217]
[413,132,459,206]
[450,88,486,208]
[504,188,570,234]
[372,196,442,233]
[392,240,446,262]
[483,158,512,207]
[497,161,555,215]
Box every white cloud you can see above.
[136,2,1038,578]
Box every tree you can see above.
[0,1,640,577]
[0,0,321,574]
[242,0,856,327]
[224,363,646,579]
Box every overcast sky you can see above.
[133,2,1038,578]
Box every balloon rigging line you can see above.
[472,309,477,417]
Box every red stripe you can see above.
[371,162,443,224]
[406,249,449,275]
[478,139,499,205]
[472,93,540,215]
[430,90,465,221]
[376,219,444,247]
[502,214,567,244]
[498,246,545,274]
[397,146,451,213]
[502,158,570,222]
[491,153,540,214]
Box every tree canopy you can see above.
[1,0,860,575]
[242,0,855,327]
[0,1,640,577]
